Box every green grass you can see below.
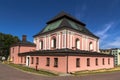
[73,67,120,76]
[5,62,58,76]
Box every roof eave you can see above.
[33,26,99,39]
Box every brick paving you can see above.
[0,63,120,80]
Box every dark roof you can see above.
[11,41,36,47]
[33,11,99,39]
[47,11,85,26]
[18,48,113,57]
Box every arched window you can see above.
[51,38,56,48]
[89,42,93,51]
[75,38,80,49]
[40,40,43,49]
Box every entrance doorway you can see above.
[26,56,30,66]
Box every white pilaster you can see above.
[67,31,69,48]
[94,40,96,51]
[58,33,60,49]
[70,32,72,49]
[48,35,50,49]
[62,33,65,48]
[64,30,66,48]
[45,36,46,50]
[86,36,88,51]
[97,40,99,52]
[36,38,39,50]
[56,32,59,49]
[39,41,41,50]
[82,36,84,50]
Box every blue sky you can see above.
[0,0,120,49]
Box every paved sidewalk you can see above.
[0,63,120,80]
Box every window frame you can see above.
[108,58,110,65]
[54,58,58,67]
[95,58,98,66]
[12,48,14,53]
[40,40,43,49]
[21,57,23,63]
[75,38,80,49]
[31,57,34,64]
[51,37,56,48]
[46,58,50,66]
[102,58,105,65]
[87,58,90,66]
[89,42,93,51]
[76,58,80,67]
[36,57,39,65]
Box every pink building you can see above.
[10,35,36,64]
[10,12,114,73]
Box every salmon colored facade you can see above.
[34,29,99,52]
[18,55,113,73]
[10,35,36,64]
[10,12,114,73]
[10,46,35,64]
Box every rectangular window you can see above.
[54,58,58,67]
[103,58,105,65]
[108,58,110,65]
[31,57,34,64]
[24,57,26,63]
[96,58,98,66]
[76,58,80,67]
[41,41,43,49]
[12,57,14,61]
[36,57,39,65]
[21,57,23,63]
[12,48,14,53]
[46,58,50,66]
[87,58,90,66]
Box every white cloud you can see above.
[96,21,120,49]
[95,22,114,44]
[96,22,114,36]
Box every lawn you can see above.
[4,62,58,76]
[73,67,120,76]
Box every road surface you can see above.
[0,63,119,80]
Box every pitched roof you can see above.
[47,11,85,26]
[18,48,113,57]
[34,11,99,39]
[11,41,36,47]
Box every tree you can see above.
[0,32,20,60]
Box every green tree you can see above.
[0,32,20,60]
